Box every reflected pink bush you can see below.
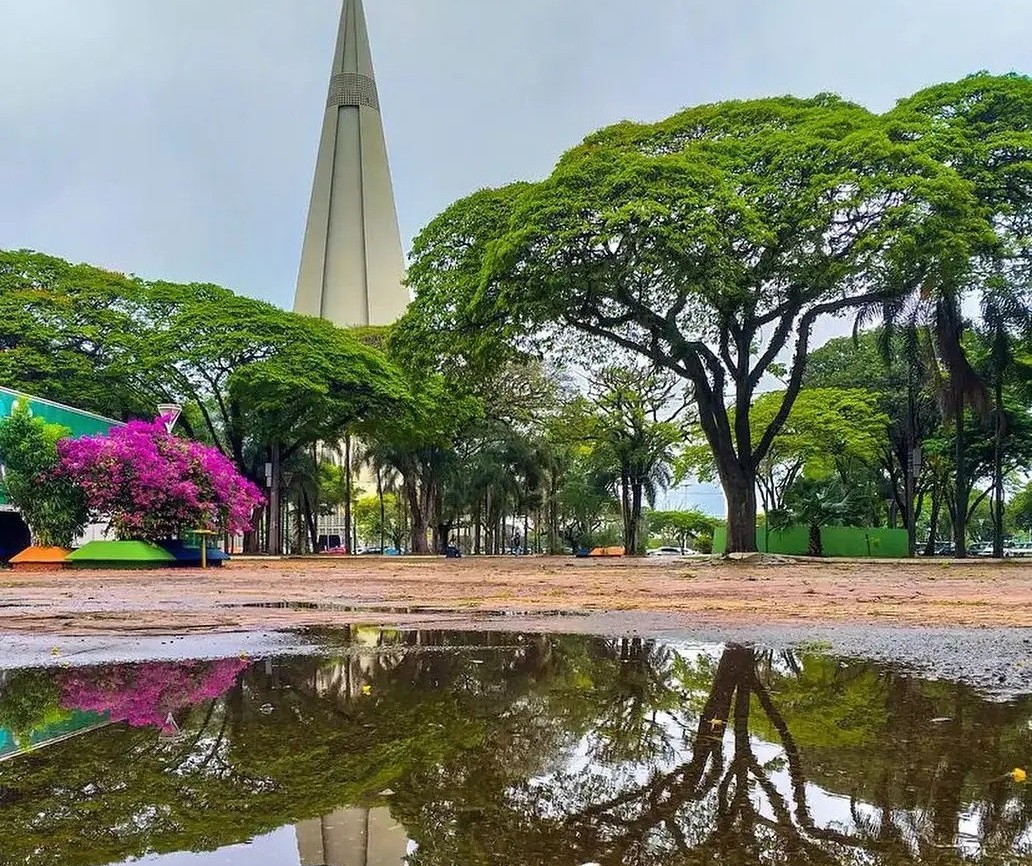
[55,417,264,541]
[58,658,249,730]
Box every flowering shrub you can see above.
[58,658,249,731]
[55,417,263,541]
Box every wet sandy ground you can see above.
[0,554,1030,636]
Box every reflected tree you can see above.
[0,634,1029,866]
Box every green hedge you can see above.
[712,524,909,557]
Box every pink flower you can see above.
[54,419,264,541]
[58,659,249,731]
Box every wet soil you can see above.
[0,554,1029,635]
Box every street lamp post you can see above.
[157,404,183,434]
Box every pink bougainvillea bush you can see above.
[55,417,264,541]
[58,658,249,731]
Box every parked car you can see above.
[970,541,994,557]
[647,546,699,557]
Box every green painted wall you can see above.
[0,387,121,506]
[712,524,909,558]
[0,387,119,438]
[0,711,108,762]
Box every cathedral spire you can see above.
[293,0,408,327]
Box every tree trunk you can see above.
[435,522,452,554]
[548,479,560,554]
[473,499,482,555]
[484,488,492,555]
[500,496,507,556]
[993,379,1005,558]
[808,521,822,557]
[377,469,386,553]
[343,435,353,555]
[301,488,318,551]
[924,488,940,556]
[954,402,968,559]
[295,493,306,554]
[431,488,444,553]
[268,442,281,555]
[905,368,918,557]
[629,481,644,555]
[243,528,258,554]
[620,470,632,551]
[404,476,431,554]
[721,463,758,554]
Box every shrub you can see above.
[56,418,263,542]
[0,403,88,547]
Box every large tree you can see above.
[0,250,153,419]
[0,254,408,500]
[402,94,989,551]
[804,329,941,552]
[0,403,88,548]
[881,73,1032,556]
[587,364,688,554]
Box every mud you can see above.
[0,556,1029,697]
[0,555,1029,633]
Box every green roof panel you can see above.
[68,541,177,564]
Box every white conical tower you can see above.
[294,0,408,327]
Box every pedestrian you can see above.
[511,530,522,556]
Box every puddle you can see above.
[221,600,590,617]
[0,627,1029,865]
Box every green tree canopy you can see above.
[682,387,890,513]
[647,509,717,553]
[0,252,409,490]
[0,250,152,419]
[401,91,992,552]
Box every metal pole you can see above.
[268,442,281,555]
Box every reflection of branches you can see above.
[588,639,682,766]
[560,645,898,865]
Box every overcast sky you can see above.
[2,0,1031,310]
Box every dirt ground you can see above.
[0,554,1029,636]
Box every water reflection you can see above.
[0,630,1029,865]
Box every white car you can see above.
[647,546,698,557]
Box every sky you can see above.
[2,0,1031,309]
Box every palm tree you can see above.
[978,281,1032,555]
[769,478,865,557]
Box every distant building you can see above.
[293,0,410,550]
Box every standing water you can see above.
[0,628,1028,865]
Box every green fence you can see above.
[712,524,909,557]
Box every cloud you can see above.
[1,0,1029,311]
